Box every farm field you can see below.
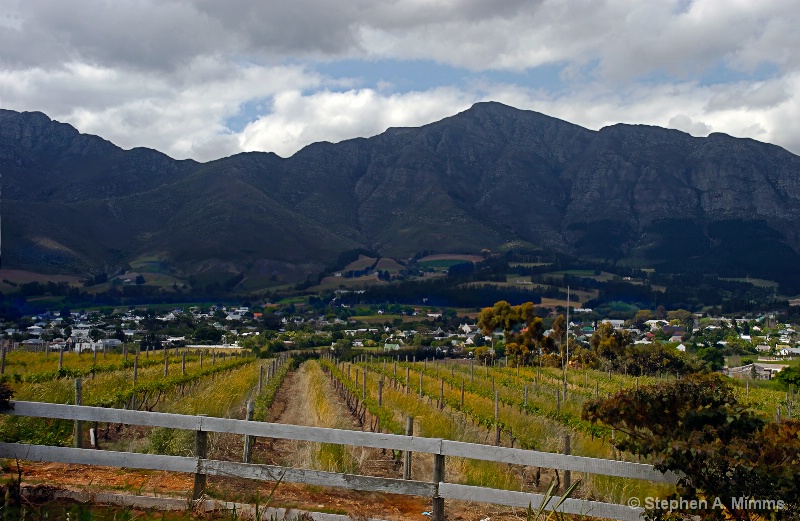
[2,350,796,520]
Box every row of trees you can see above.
[477,300,704,376]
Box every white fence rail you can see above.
[1,401,676,521]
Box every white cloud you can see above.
[238,87,473,157]
[668,115,712,136]
[0,58,323,161]
[1,0,800,161]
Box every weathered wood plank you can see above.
[438,483,643,521]
[200,415,442,453]
[0,443,197,474]
[6,402,441,453]
[200,460,436,497]
[9,402,201,431]
[441,440,678,483]
[4,402,676,484]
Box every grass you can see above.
[418,259,470,269]
[349,314,416,324]
[341,255,377,272]
[417,254,483,263]
[721,277,780,288]
[300,361,359,473]
[334,356,686,505]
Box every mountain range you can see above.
[3,102,800,291]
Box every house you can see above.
[27,326,43,336]
[460,324,479,334]
[383,343,401,351]
[725,364,784,380]
[645,320,668,330]
[73,340,103,353]
[601,319,625,329]
[756,344,771,353]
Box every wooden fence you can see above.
[0,401,677,521]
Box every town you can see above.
[3,300,798,384]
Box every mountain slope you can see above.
[3,103,800,289]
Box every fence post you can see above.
[378,379,384,407]
[164,353,169,377]
[74,378,83,448]
[193,415,208,500]
[439,378,444,410]
[494,391,500,446]
[182,352,187,375]
[244,401,255,463]
[432,452,445,521]
[524,384,528,409]
[132,355,139,409]
[563,433,571,491]
[0,343,5,375]
[258,365,264,393]
[403,416,413,480]
[59,348,64,370]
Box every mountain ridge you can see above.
[3,102,800,290]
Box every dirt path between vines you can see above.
[7,361,523,521]
[252,361,430,519]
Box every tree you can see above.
[135,274,145,285]
[697,346,725,371]
[668,309,694,331]
[777,366,800,389]
[194,325,222,344]
[583,374,800,520]
[331,338,353,357]
[478,300,546,366]
[632,309,654,330]
[505,342,529,367]
[89,328,103,343]
[589,322,631,361]
[474,346,493,364]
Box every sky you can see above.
[1,0,799,162]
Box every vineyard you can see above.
[0,348,795,520]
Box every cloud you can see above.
[5,0,799,79]
[0,58,323,161]
[238,87,474,157]
[706,79,790,112]
[668,114,712,136]
[1,0,800,162]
